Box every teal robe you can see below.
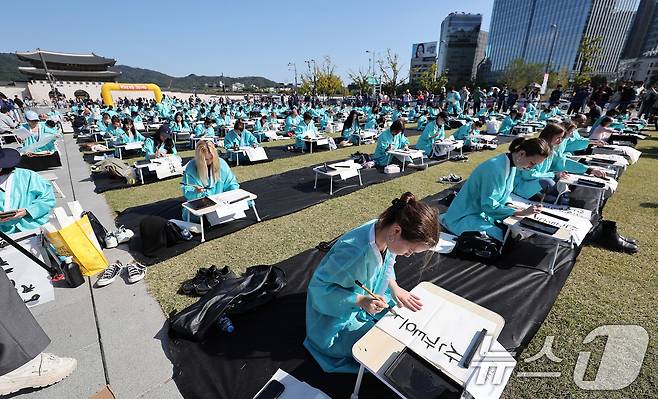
[453,124,480,146]
[440,153,517,241]
[416,121,445,155]
[21,123,58,153]
[285,115,302,132]
[416,115,428,131]
[143,139,177,160]
[181,158,240,220]
[193,124,215,138]
[224,129,259,162]
[0,168,55,234]
[294,121,318,150]
[563,131,590,154]
[497,116,518,136]
[304,220,395,373]
[513,140,586,199]
[372,129,409,166]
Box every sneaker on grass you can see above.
[126,262,146,284]
[0,353,77,396]
[97,261,124,287]
[114,226,134,244]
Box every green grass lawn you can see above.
[103,128,424,213]
[127,126,655,397]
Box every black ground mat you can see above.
[168,224,580,399]
[117,157,446,265]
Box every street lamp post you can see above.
[287,62,298,91]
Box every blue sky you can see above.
[2,0,492,83]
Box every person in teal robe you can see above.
[372,120,409,167]
[446,88,462,116]
[144,125,178,160]
[341,111,361,145]
[415,112,429,131]
[304,192,438,372]
[224,120,259,163]
[440,137,552,241]
[293,112,318,150]
[416,112,447,156]
[20,111,58,153]
[170,113,191,134]
[285,109,302,133]
[498,110,520,136]
[513,123,606,201]
[452,121,484,147]
[193,118,215,138]
[181,141,240,221]
[0,149,55,234]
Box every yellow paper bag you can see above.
[46,215,108,276]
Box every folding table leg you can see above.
[200,217,206,243]
[350,365,365,399]
[329,176,334,195]
[549,241,560,276]
[251,203,262,222]
[358,170,363,186]
[314,172,318,189]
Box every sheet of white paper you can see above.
[0,232,55,307]
[244,146,268,162]
[376,285,500,384]
[253,369,331,399]
[432,232,457,253]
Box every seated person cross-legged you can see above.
[291,112,319,151]
[224,120,259,163]
[371,120,409,167]
[0,148,56,234]
[415,111,447,156]
[440,137,552,242]
[181,140,240,222]
[304,192,439,373]
[143,125,178,161]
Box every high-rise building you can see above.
[487,0,641,77]
[437,12,486,84]
[409,41,438,83]
[619,0,658,82]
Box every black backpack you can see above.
[82,211,109,249]
[454,231,502,261]
[139,216,186,257]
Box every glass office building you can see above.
[487,0,641,76]
[437,13,485,84]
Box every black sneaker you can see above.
[179,266,215,295]
[179,266,237,296]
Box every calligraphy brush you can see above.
[354,280,399,316]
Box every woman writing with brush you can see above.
[304,192,439,373]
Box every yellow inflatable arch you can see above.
[100,83,163,106]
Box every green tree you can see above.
[548,67,570,89]
[501,58,545,91]
[573,36,603,87]
[300,56,345,96]
[348,68,372,94]
[377,48,407,96]
[417,64,447,93]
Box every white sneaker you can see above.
[114,226,134,244]
[126,262,146,284]
[96,261,123,287]
[0,353,77,395]
[104,232,118,248]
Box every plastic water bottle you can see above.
[217,315,235,333]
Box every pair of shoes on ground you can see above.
[0,353,77,396]
[439,174,463,184]
[104,226,134,248]
[450,154,469,162]
[96,260,146,286]
[179,265,237,296]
